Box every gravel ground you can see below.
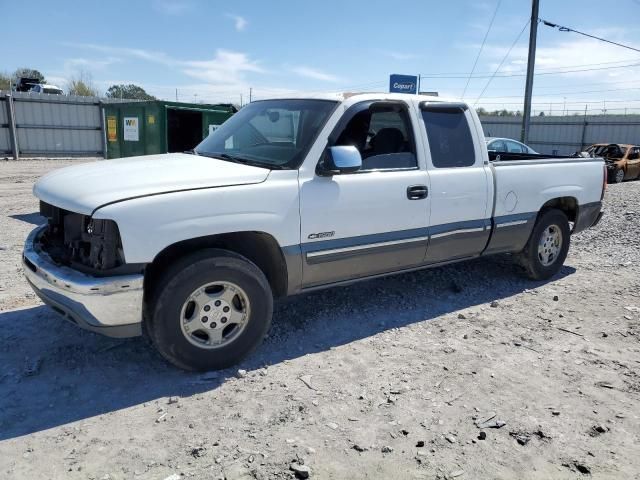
[0,159,639,480]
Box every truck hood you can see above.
[33,153,270,215]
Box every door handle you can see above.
[407,185,428,200]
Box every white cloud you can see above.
[379,50,418,61]
[225,13,248,32]
[64,57,121,71]
[291,66,340,83]
[153,0,192,15]
[478,32,640,80]
[182,50,263,83]
[63,43,173,64]
[66,43,263,86]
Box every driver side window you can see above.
[333,103,417,171]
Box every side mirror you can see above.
[317,146,362,176]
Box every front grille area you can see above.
[38,201,125,272]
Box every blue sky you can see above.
[5,0,640,113]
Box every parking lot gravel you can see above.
[0,159,639,479]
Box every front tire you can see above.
[518,209,570,280]
[147,249,273,371]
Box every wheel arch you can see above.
[538,196,578,224]
[144,231,289,302]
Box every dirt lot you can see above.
[0,159,639,480]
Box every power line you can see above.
[462,0,502,99]
[473,19,531,106]
[542,19,640,54]
[489,78,640,92]
[478,98,640,105]
[421,61,640,79]
[420,57,640,78]
[481,85,640,99]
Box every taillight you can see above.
[601,165,607,201]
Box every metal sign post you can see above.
[5,94,19,160]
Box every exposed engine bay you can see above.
[38,201,125,273]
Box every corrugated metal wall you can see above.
[480,115,640,156]
[3,92,640,159]
[3,91,104,157]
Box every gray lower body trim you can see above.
[299,219,494,289]
[305,235,430,264]
[424,219,491,263]
[282,245,303,295]
[484,212,537,255]
[299,255,476,294]
[302,237,427,288]
[284,204,598,293]
[573,201,603,234]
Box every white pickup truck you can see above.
[24,93,606,371]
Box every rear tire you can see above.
[610,168,625,183]
[147,249,273,371]
[518,209,570,280]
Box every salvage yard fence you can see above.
[480,114,640,156]
[0,91,135,159]
[3,90,640,159]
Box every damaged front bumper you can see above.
[22,226,143,338]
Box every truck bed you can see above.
[488,151,575,162]
[483,154,604,254]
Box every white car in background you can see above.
[486,137,538,155]
[29,84,64,95]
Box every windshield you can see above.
[195,99,338,169]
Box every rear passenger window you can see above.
[421,106,475,168]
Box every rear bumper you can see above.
[22,226,143,338]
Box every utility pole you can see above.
[520,0,539,143]
[240,93,243,107]
[249,87,253,103]
[175,88,178,102]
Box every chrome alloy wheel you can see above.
[537,225,563,267]
[179,281,250,349]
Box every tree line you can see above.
[0,67,156,100]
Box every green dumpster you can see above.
[103,100,237,159]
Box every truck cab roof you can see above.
[257,92,455,105]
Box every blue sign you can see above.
[389,74,418,94]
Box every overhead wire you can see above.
[461,0,502,99]
[473,19,531,106]
[541,20,640,54]
[422,61,640,79]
